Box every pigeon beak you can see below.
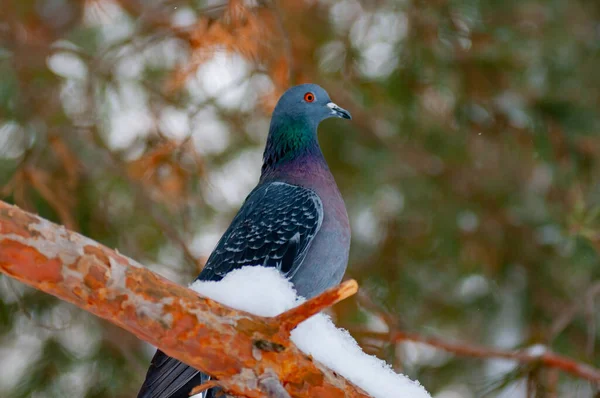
[326,102,352,120]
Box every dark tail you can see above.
[137,350,207,398]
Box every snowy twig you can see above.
[275,279,358,336]
[0,201,370,398]
[358,330,600,385]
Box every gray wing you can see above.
[137,182,323,398]
[200,181,324,281]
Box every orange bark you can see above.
[276,279,358,337]
[0,201,369,398]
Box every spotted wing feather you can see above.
[199,181,323,281]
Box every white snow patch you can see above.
[47,51,88,80]
[196,52,251,109]
[203,149,262,212]
[191,107,230,155]
[0,121,28,159]
[191,266,294,317]
[525,344,547,357]
[190,266,431,398]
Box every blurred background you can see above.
[1,0,600,397]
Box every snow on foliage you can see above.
[190,266,431,398]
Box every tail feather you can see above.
[137,350,205,398]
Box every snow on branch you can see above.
[191,267,430,398]
[0,201,372,398]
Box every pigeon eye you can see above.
[304,92,315,103]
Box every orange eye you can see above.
[304,92,315,102]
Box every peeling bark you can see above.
[0,201,369,398]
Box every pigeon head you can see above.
[272,84,352,124]
[262,84,351,172]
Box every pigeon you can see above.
[137,83,352,398]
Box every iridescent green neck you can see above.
[261,117,322,173]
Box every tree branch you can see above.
[357,330,600,385]
[0,201,367,398]
[275,279,358,337]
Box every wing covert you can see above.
[199,182,323,282]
